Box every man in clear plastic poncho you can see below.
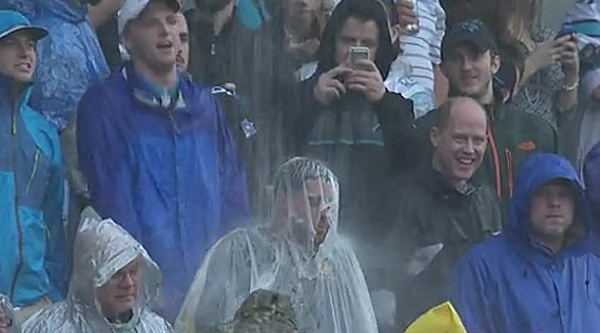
[21,208,174,333]
[0,295,20,333]
[176,157,378,333]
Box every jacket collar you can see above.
[121,62,189,113]
[0,73,33,113]
[418,163,476,200]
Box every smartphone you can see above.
[349,46,370,66]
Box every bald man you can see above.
[385,97,503,328]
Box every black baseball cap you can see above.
[441,19,498,60]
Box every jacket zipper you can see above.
[167,109,183,266]
[9,102,24,302]
[487,126,502,197]
[25,148,40,195]
[505,148,514,198]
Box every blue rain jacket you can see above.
[0,0,109,129]
[450,153,600,333]
[0,74,69,307]
[77,63,250,320]
[583,141,600,257]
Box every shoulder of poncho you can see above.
[202,227,273,263]
[22,301,71,333]
[138,310,175,332]
[322,235,362,265]
[212,227,266,250]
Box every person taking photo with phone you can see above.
[288,0,414,301]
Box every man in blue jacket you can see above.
[0,10,69,324]
[583,140,600,256]
[450,153,600,333]
[76,0,250,321]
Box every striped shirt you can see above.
[398,0,446,92]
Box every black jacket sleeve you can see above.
[372,91,416,175]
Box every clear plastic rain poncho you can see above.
[176,157,378,333]
[21,208,174,333]
[0,294,20,333]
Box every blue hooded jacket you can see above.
[450,153,600,333]
[0,74,69,307]
[0,0,110,129]
[584,140,600,256]
[77,63,250,320]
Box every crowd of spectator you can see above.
[1,0,600,332]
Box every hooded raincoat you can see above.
[77,63,250,319]
[0,74,69,307]
[583,140,600,256]
[584,140,600,220]
[22,208,174,333]
[176,157,378,333]
[450,153,600,333]
[0,0,110,129]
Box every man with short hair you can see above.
[0,10,69,324]
[400,19,557,207]
[77,0,249,320]
[176,157,379,333]
[385,96,503,328]
[174,11,190,72]
[292,0,414,244]
[22,208,174,333]
[450,153,600,333]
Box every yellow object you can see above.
[404,301,467,333]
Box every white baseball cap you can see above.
[118,0,181,35]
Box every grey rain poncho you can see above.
[1,294,20,333]
[22,208,174,333]
[176,157,378,333]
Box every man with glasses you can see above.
[22,208,174,333]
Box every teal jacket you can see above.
[0,73,69,307]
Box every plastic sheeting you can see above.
[176,157,378,333]
[0,295,20,333]
[0,0,110,129]
[21,208,174,333]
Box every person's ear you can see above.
[490,53,501,75]
[390,24,402,44]
[440,61,449,78]
[430,126,442,148]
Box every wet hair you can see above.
[273,157,338,195]
[433,96,486,131]
[316,0,394,78]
